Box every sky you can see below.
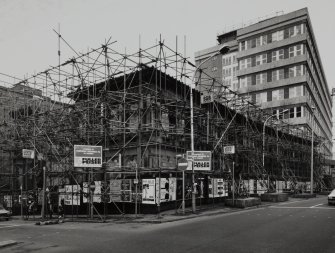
[0,0,334,89]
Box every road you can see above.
[0,196,334,253]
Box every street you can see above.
[0,196,334,253]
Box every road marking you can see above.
[311,204,323,208]
[0,225,20,229]
[271,206,335,210]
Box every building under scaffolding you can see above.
[0,39,329,217]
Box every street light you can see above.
[262,109,288,191]
[190,44,230,213]
[311,106,315,194]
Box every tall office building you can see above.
[195,8,332,158]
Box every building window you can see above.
[296,106,302,117]
[289,107,295,118]
[256,73,266,85]
[240,41,246,51]
[261,92,267,103]
[246,58,252,68]
[278,89,284,100]
[256,54,267,65]
[296,45,302,56]
[289,87,296,98]
[272,90,279,100]
[278,69,284,80]
[272,30,284,42]
[261,35,267,45]
[246,76,252,86]
[289,44,304,58]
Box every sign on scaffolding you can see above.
[186,151,211,171]
[223,145,235,154]
[74,145,102,168]
[22,149,35,159]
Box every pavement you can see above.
[1,195,333,253]
[7,195,321,224]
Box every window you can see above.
[261,35,267,45]
[296,65,302,76]
[272,51,277,62]
[272,30,284,42]
[289,87,296,98]
[289,44,304,58]
[289,66,295,78]
[256,54,267,65]
[240,41,246,51]
[246,76,252,86]
[278,30,284,41]
[289,26,295,37]
[278,69,284,80]
[272,70,278,81]
[256,73,266,85]
[256,93,261,103]
[289,107,295,118]
[296,45,302,56]
[261,92,267,102]
[272,90,279,100]
[296,85,302,96]
[240,77,247,88]
[246,58,252,68]
[240,59,246,69]
[296,24,302,35]
[246,40,252,50]
[256,37,261,47]
[296,106,302,117]
[278,89,284,100]
[278,49,284,60]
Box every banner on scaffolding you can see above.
[186,151,211,171]
[74,145,102,168]
[22,149,35,159]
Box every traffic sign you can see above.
[178,158,188,170]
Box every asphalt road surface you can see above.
[0,196,334,253]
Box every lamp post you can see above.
[311,106,315,194]
[262,110,288,191]
[190,45,229,213]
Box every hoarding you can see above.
[186,151,211,171]
[142,179,156,204]
[64,185,80,206]
[74,145,102,168]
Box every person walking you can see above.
[58,204,64,222]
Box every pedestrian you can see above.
[48,202,53,220]
[58,204,64,222]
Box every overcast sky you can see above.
[0,0,334,89]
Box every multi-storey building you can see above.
[195,8,332,158]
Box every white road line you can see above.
[310,204,323,208]
[0,225,20,229]
[270,206,335,210]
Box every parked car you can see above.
[328,189,335,205]
[0,204,10,221]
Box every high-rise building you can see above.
[195,8,332,158]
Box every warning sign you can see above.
[74,145,102,168]
[186,151,211,171]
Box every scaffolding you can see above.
[0,37,327,217]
